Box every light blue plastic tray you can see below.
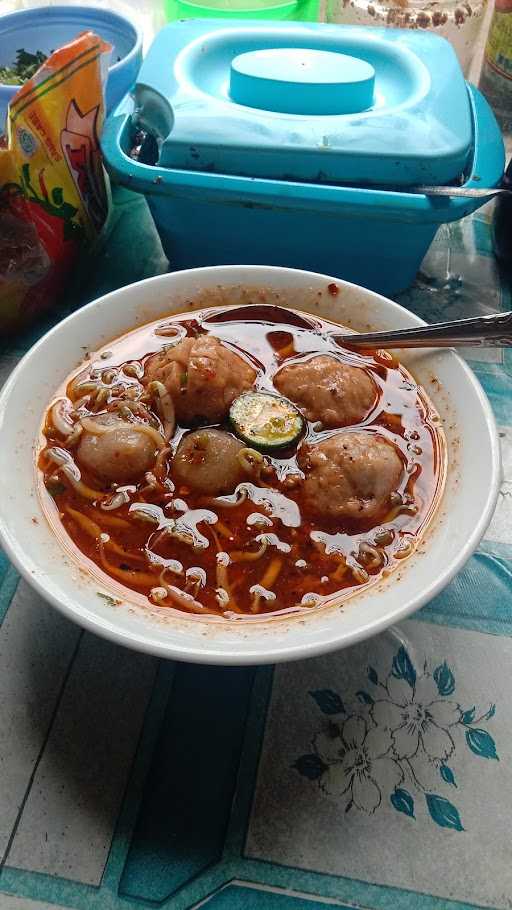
[101,21,504,295]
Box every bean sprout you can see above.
[164,584,212,615]
[70,373,99,398]
[211,527,242,613]
[350,564,370,585]
[256,533,291,554]
[50,399,74,437]
[154,446,171,481]
[374,528,394,546]
[138,472,160,497]
[118,400,159,427]
[399,503,419,516]
[94,387,110,408]
[46,446,80,480]
[131,422,167,451]
[250,583,277,613]
[80,416,112,435]
[210,488,248,508]
[185,567,207,596]
[123,362,144,379]
[46,448,106,501]
[147,380,176,441]
[300,592,322,607]
[72,395,92,410]
[154,323,187,340]
[394,539,415,559]
[216,588,230,607]
[100,490,131,511]
[129,503,160,523]
[66,423,83,447]
[149,587,168,602]
[357,542,384,571]
[246,513,273,528]
[80,415,167,452]
[238,447,265,476]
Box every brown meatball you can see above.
[274,355,376,428]
[77,414,157,483]
[145,334,256,423]
[301,431,403,522]
[172,429,245,495]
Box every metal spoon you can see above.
[411,185,512,200]
[333,310,512,349]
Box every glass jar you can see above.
[325,0,488,75]
[479,0,512,131]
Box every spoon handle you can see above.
[412,185,512,200]
[333,311,512,349]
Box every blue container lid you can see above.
[230,48,375,114]
[133,20,474,187]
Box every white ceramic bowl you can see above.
[0,267,500,665]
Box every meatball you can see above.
[145,334,256,423]
[301,431,403,522]
[274,355,376,428]
[172,429,246,496]
[77,414,157,483]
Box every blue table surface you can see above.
[0,188,511,910]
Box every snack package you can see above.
[0,33,112,333]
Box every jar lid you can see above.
[134,21,473,187]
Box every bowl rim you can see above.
[0,4,142,91]
[0,266,501,664]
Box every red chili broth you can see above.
[38,304,446,618]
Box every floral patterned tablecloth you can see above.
[0,190,511,910]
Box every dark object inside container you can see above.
[493,158,512,267]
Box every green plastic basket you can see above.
[163,0,320,22]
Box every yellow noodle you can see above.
[65,506,101,538]
[211,527,242,613]
[87,511,131,530]
[99,543,159,587]
[215,519,233,539]
[66,507,146,562]
[261,557,282,589]
[331,559,348,583]
[57,467,106,501]
[229,539,268,562]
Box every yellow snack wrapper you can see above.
[0,32,112,333]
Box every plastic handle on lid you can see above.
[229,48,375,115]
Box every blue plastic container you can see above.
[101,21,505,295]
[0,6,142,127]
